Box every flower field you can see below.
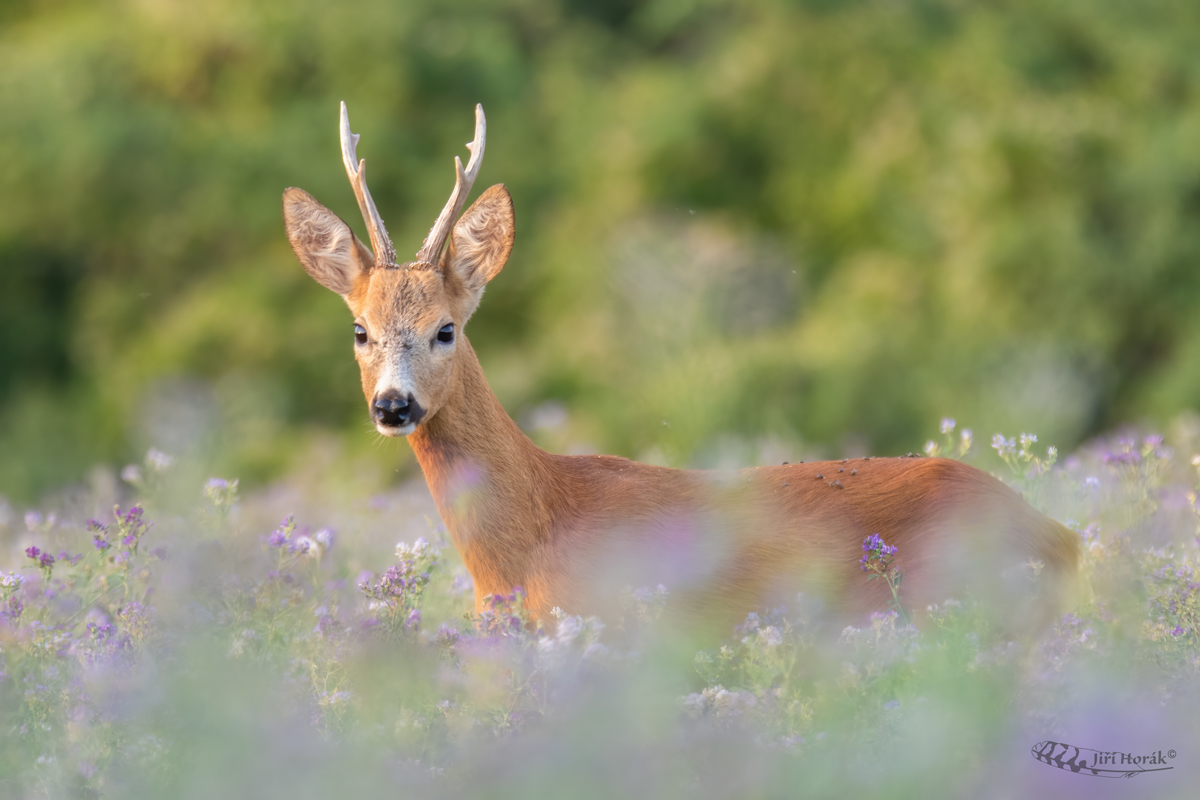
[2,428,1198,799]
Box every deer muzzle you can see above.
[372,389,424,434]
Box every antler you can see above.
[340,101,396,267]
[414,104,486,266]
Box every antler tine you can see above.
[340,101,396,267]
[415,103,487,265]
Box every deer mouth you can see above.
[375,421,417,438]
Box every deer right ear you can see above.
[442,184,514,318]
[283,187,374,298]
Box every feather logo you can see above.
[1031,741,1176,778]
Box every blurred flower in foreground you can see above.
[145,448,174,472]
[203,477,239,510]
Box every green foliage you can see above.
[4,0,1200,499]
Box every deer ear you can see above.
[283,187,374,298]
[442,184,514,316]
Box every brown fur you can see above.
[283,116,1080,633]
[404,337,1078,631]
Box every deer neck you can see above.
[406,334,553,593]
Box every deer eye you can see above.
[354,324,368,345]
[436,323,455,345]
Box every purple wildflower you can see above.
[860,533,898,570]
[436,624,460,647]
[3,595,23,622]
[25,547,40,560]
[736,612,762,636]
[268,515,295,548]
[203,477,239,509]
[991,434,1016,458]
[118,601,154,639]
[145,448,173,472]
[109,505,152,553]
[757,625,783,646]
[450,572,474,596]
[858,534,910,623]
[86,621,118,644]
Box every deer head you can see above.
[283,103,514,436]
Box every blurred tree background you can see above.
[2,0,1200,502]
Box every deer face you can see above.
[284,183,513,436]
[282,104,512,436]
[350,266,455,434]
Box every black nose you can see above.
[373,390,414,427]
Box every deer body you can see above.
[284,103,1078,630]
[407,334,1076,629]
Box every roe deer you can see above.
[283,103,1079,632]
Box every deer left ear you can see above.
[442,184,514,318]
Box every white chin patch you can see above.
[376,422,416,438]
